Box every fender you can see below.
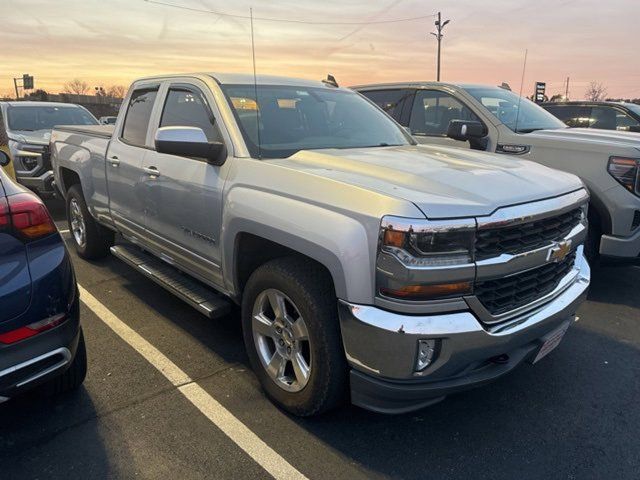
[222,187,376,303]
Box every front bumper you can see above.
[338,251,590,414]
[17,169,55,194]
[600,227,640,259]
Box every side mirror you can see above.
[0,150,10,167]
[446,120,485,142]
[155,126,226,165]
[628,125,640,133]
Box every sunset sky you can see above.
[1,0,638,99]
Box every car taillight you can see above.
[1,192,57,240]
[608,156,640,196]
[0,313,67,344]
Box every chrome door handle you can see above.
[109,156,120,167]
[144,166,160,177]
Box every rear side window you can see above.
[121,87,158,146]
[160,87,222,142]
[545,105,590,128]
[361,89,411,123]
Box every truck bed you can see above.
[53,124,114,139]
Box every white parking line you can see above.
[78,285,307,480]
[59,229,70,234]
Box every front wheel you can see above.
[241,257,347,416]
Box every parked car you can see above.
[541,101,640,132]
[98,116,117,125]
[355,82,640,262]
[0,101,99,196]
[0,150,86,403]
[51,73,589,415]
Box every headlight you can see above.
[378,216,475,301]
[608,156,639,196]
[380,216,475,267]
[8,140,41,172]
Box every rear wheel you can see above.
[241,257,347,416]
[66,185,114,259]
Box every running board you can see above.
[110,244,232,319]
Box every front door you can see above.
[142,82,229,286]
[107,85,160,240]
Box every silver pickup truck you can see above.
[51,73,590,415]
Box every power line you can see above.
[143,0,437,25]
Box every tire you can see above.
[66,184,114,259]
[48,329,88,395]
[241,257,347,416]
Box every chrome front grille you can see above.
[475,208,583,260]
[474,251,576,316]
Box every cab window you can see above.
[361,89,412,123]
[589,106,640,131]
[159,87,222,142]
[121,87,159,147]
[409,90,481,136]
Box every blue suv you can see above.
[0,150,85,402]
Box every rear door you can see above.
[106,84,160,241]
[141,80,230,286]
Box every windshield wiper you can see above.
[515,127,545,133]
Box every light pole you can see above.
[430,12,450,82]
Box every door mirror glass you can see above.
[155,126,226,165]
[0,150,10,167]
[446,120,485,141]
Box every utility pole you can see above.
[431,12,450,82]
[565,76,570,100]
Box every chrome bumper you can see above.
[338,249,590,400]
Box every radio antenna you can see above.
[514,48,527,133]
[250,7,262,159]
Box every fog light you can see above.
[416,339,437,371]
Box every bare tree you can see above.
[106,85,126,99]
[584,82,608,102]
[63,79,90,95]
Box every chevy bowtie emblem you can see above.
[547,240,572,263]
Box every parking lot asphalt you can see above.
[1,197,639,480]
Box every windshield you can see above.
[7,105,98,132]
[464,87,566,133]
[221,84,411,158]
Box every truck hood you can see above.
[528,127,640,150]
[271,144,584,218]
[8,129,51,146]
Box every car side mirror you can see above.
[0,150,10,167]
[155,126,226,165]
[628,125,640,133]
[446,120,485,142]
